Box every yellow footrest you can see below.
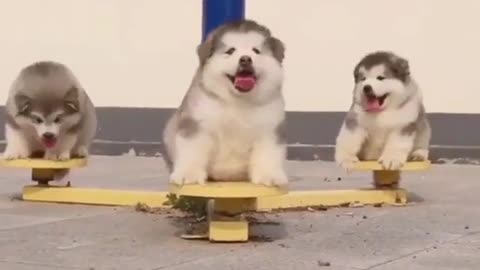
[1,158,88,184]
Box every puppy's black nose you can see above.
[363,85,374,95]
[42,132,55,140]
[239,56,252,66]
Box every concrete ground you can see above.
[0,155,479,270]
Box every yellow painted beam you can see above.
[22,185,169,207]
[255,189,407,210]
[352,160,431,171]
[0,158,87,169]
[23,185,407,208]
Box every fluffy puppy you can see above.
[3,61,97,179]
[163,19,288,186]
[335,51,431,176]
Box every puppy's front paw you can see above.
[44,152,70,161]
[335,153,359,172]
[2,148,29,160]
[169,168,207,186]
[250,167,288,187]
[73,146,89,158]
[378,153,407,170]
[409,149,429,161]
[44,152,56,160]
[58,152,71,161]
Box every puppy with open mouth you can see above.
[163,19,288,187]
[3,61,97,180]
[334,51,431,182]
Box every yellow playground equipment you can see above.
[2,158,430,208]
[1,158,430,242]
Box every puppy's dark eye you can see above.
[33,117,43,124]
[252,47,260,54]
[225,48,235,55]
[377,76,385,81]
[54,117,61,124]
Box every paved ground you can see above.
[0,155,479,270]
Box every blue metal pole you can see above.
[202,0,245,41]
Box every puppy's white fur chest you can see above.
[212,107,260,153]
[362,127,390,159]
[358,108,416,159]
[195,98,283,180]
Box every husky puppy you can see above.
[3,61,97,178]
[163,20,288,186]
[335,51,431,176]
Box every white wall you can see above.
[0,0,479,113]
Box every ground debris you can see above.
[336,212,354,217]
[317,260,331,267]
[134,202,176,215]
[9,193,23,201]
[350,202,365,208]
[391,202,408,207]
[249,235,273,243]
[245,214,281,226]
[270,205,330,213]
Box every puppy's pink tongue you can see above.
[234,76,256,92]
[43,139,57,149]
[366,99,382,112]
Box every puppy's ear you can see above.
[14,94,31,114]
[391,56,410,82]
[397,57,410,75]
[64,86,79,113]
[267,37,285,63]
[197,31,217,66]
[353,63,362,83]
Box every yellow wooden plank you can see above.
[352,161,431,171]
[0,158,87,169]
[255,189,407,210]
[22,186,407,209]
[22,185,169,207]
[169,182,288,198]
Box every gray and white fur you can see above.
[335,51,431,174]
[3,61,97,179]
[163,19,288,186]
